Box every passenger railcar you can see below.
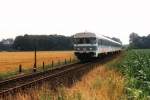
[73,32,122,60]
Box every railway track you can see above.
[0,62,81,95]
[0,54,119,98]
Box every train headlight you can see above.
[89,48,92,50]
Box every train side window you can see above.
[103,39,106,46]
[105,40,107,46]
[104,40,106,46]
[98,39,102,45]
[108,41,110,46]
[98,39,100,44]
[101,39,104,45]
[100,39,102,45]
[101,39,102,45]
[102,40,104,45]
[103,40,105,46]
[91,38,96,44]
[113,43,114,47]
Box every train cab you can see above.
[74,32,98,60]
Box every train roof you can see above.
[74,32,96,38]
[74,32,122,45]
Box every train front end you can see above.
[73,32,98,61]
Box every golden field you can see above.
[8,54,126,100]
[64,57,126,100]
[0,51,75,73]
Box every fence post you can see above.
[19,64,22,73]
[43,62,45,70]
[64,58,67,64]
[34,45,37,72]
[52,60,54,68]
[70,57,72,63]
[58,59,60,65]
[33,63,36,72]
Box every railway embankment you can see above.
[2,53,124,100]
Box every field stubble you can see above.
[8,53,126,100]
[0,51,74,73]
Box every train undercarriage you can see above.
[75,50,121,61]
[74,52,96,61]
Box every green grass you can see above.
[0,70,19,80]
[114,49,150,99]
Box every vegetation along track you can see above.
[0,53,120,98]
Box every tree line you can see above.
[0,39,14,51]
[0,34,74,51]
[1,32,149,51]
[13,34,73,51]
[129,32,150,49]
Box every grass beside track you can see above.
[4,50,150,100]
[6,53,126,100]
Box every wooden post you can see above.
[33,46,37,72]
[19,64,22,73]
[43,62,45,70]
[33,63,36,72]
[70,57,72,62]
[52,60,54,67]
[64,58,67,64]
[58,59,60,65]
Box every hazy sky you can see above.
[0,0,150,44]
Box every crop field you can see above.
[6,56,126,100]
[0,51,75,73]
[115,49,150,99]
[1,50,150,99]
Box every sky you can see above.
[0,0,150,44]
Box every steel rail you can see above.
[0,61,94,97]
[0,54,119,97]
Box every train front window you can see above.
[90,38,96,44]
[74,38,96,44]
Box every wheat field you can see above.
[0,51,75,73]
[10,57,126,100]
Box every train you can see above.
[73,32,122,60]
